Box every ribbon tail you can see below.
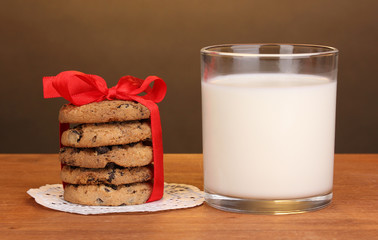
[134,98,164,202]
[148,105,164,202]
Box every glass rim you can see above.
[201,43,338,58]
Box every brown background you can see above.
[0,0,377,153]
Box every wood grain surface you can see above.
[0,154,377,240]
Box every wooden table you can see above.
[0,154,377,239]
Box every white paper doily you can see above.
[27,183,204,215]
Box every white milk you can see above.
[202,74,336,199]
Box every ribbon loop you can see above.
[43,71,109,106]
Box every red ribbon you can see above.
[43,71,167,203]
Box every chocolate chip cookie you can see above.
[59,100,150,123]
[61,164,153,185]
[60,142,153,168]
[64,182,152,206]
[61,121,151,148]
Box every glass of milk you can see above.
[201,44,338,214]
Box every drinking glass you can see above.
[201,44,338,214]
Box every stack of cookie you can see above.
[58,100,154,206]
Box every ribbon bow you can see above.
[43,71,167,203]
[43,70,166,105]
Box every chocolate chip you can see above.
[72,129,82,143]
[107,185,118,190]
[120,203,127,206]
[59,148,66,153]
[96,198,103,204]
[96,146,110,155]
[105,162,125,169]
[104,188,110,192]
[92,136,97,142]
[87,176,95,183]
[106,162,116,168]
[117,103,130,109]
[107,169,116,183]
